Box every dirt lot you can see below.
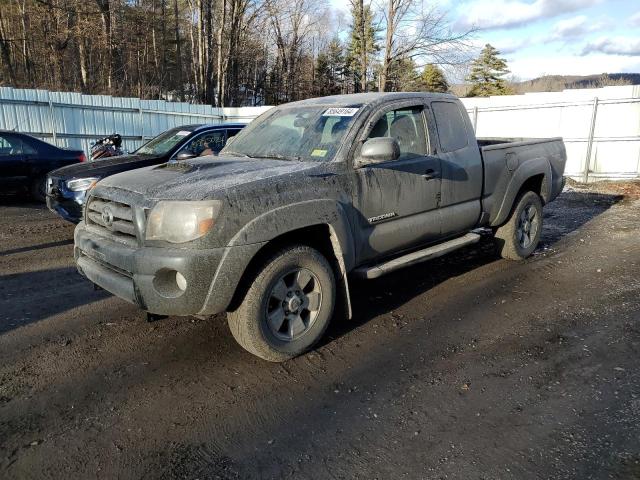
[1,183,639,479]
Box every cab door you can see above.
[351,102,442,264]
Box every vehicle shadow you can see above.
[0,267,108,335]
[323,190,622,344]
[0,239,73,256]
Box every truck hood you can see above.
[49,153,164,180]
[96,155,323,201]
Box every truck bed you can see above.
[477,137,566,227]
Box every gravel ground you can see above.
[0,183,639,479]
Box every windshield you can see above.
[135,127,196,155]
[221,105,360,162]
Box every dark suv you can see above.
[47,123,245,222]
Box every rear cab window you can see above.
[431,101,469,153]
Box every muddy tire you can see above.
[30,176,47,202]
[494,191,543,260]
[227,245,336,362]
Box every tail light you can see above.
[78,152,87,162]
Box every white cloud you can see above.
[456,0,602,30]
[508,53,640,79]
[549,15,607,40]
[472,15,608,57]
[490,38,530,54]
[629,11,640,27]
[582,36,640,56]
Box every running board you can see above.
[353,233,481,280]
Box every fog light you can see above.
[175,272,187,291]
[153,269,187,298]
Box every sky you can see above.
[330,0,640,80]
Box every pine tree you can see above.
[346,1,379,92]
[420,64,449,93]
[314,39,346,96]
[386,57,420,92]
[466,44,511,97]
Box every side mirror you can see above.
[175,151,196,161]
[356,137,400,168]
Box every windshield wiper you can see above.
[259,153,301,162]
[224,151,301,162]
[223,151,255,158]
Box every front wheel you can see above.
[494,191,543,260]
[227,245,336,362]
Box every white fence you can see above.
[1,85,639,182]
[0,87,270,155]
[461,85,640,182]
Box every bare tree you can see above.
[0,0,355,105]
[266,0,322,102]
[0,6,17,85]
[377,0,474,92]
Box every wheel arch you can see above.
[226,200,355,318]
[491,158,551,227]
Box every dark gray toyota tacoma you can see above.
[74,92,566,361]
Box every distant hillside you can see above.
[452,73,640,97]
[515,73,640,93]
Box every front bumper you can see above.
[46,178,87,223]
[47,193,84,223]
[74,223,264,316]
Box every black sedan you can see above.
[0,130,86,201]
[46,123,246,223]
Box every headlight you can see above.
[145,200,221,243]
[66,177,99,192]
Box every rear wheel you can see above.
[227,245,336,362]
[30,176,46,202]
[494,190,543,260]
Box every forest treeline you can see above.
[1,1,634,106]
[0,0,475,106]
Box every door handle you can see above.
[421,169,438,180]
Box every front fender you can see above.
[227,199,356,271]
[491,158,551,227]
[202,199,356,317]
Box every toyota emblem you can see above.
[101,206,114,227]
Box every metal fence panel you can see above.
[2,85,639,181]
[461,85,640,182]
[0,87,271,155]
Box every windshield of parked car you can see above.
[221,105,360,162]
[135,127,197,155]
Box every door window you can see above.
[226,128,242,139]
[179,130,226,157]
[367,106,428,159]
[0,134,23,156]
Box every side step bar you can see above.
[353,233,481,280]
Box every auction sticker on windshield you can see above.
[323,107,359,117]
[176,131,191,136]
[311,149,328,158]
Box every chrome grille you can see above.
[87,196,137,242]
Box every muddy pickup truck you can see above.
[74,92,566,361]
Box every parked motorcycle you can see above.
[90,134,124,161]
